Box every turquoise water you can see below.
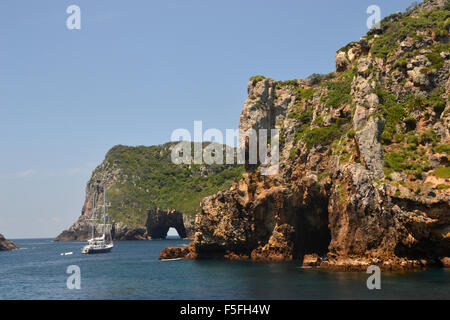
[0,238,449,300]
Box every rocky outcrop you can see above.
[336,51,350,72]
[159,242,197,260]
[160,1,450,270]
[0,234,18,251]
[112,223,148,240]
[441,257,450,268]
[146,208,187,239]
[54,216,92,241]
[355,117,385,179]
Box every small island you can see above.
[0,233,18,251]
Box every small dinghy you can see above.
[60,252,73,256]
[160,258,183,261]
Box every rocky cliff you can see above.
[160,0,450,270]
[55,142,243,241]
[0,234,18,251]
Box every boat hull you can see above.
[82,245,113,254]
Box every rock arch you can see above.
[146,208,187,239]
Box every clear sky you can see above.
[0,0,415,238]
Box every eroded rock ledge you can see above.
[0,233,18,251]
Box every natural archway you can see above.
[145,208,187,239]
[166,227,181,239]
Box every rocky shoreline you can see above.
[159,0,450,271]
[160,243,449,271]
[0,233,18,251]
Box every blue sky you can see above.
[0,0,415,238]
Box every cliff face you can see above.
[55,142,243,241]
[0,234,18,251]
[160,0,450,270]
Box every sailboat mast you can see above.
[91,192,95,240]
[103,187,106,237]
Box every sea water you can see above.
[0,238,449,300]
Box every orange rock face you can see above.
[159,243,197,260]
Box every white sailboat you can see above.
[82,188,114,254]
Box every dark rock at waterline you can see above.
[0,233,18,251]
[55,208,193,241]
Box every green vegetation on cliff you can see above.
[369,0,450,59]
[94,143,244,227]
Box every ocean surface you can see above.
[0,238,449,300]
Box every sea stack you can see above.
[0,234,18,251]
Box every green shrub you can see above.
[393,57,408,70]
[306,72,335,85]
[419,129,438,145]
[404,89,446,116]
[434,144,450,154]
[381,131,394,145]
[434,166,450,179]
[322,78,353,108]
[277,79,298,88]
[433,103,446,116]
[425,47,445,71]
[406,134,418,150]
[406,134,418,145]
[250,75,266,84]
[404,116,417,131]
[302,118,349,149]
[445,17,450,29]
[347,129,356,139]
[375,85,397,105]
[337,41,360,54]
[295,87,316,101]
[289,147,298,159]
[428,89,446,115]
[381,104,407,145]
[385,150,413,172]
[294,124,310,143]
[393,133,405,143]
[318,171,330,182]
[405,95,427,111]
[313,116,324,126]
[289,106,313,124]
